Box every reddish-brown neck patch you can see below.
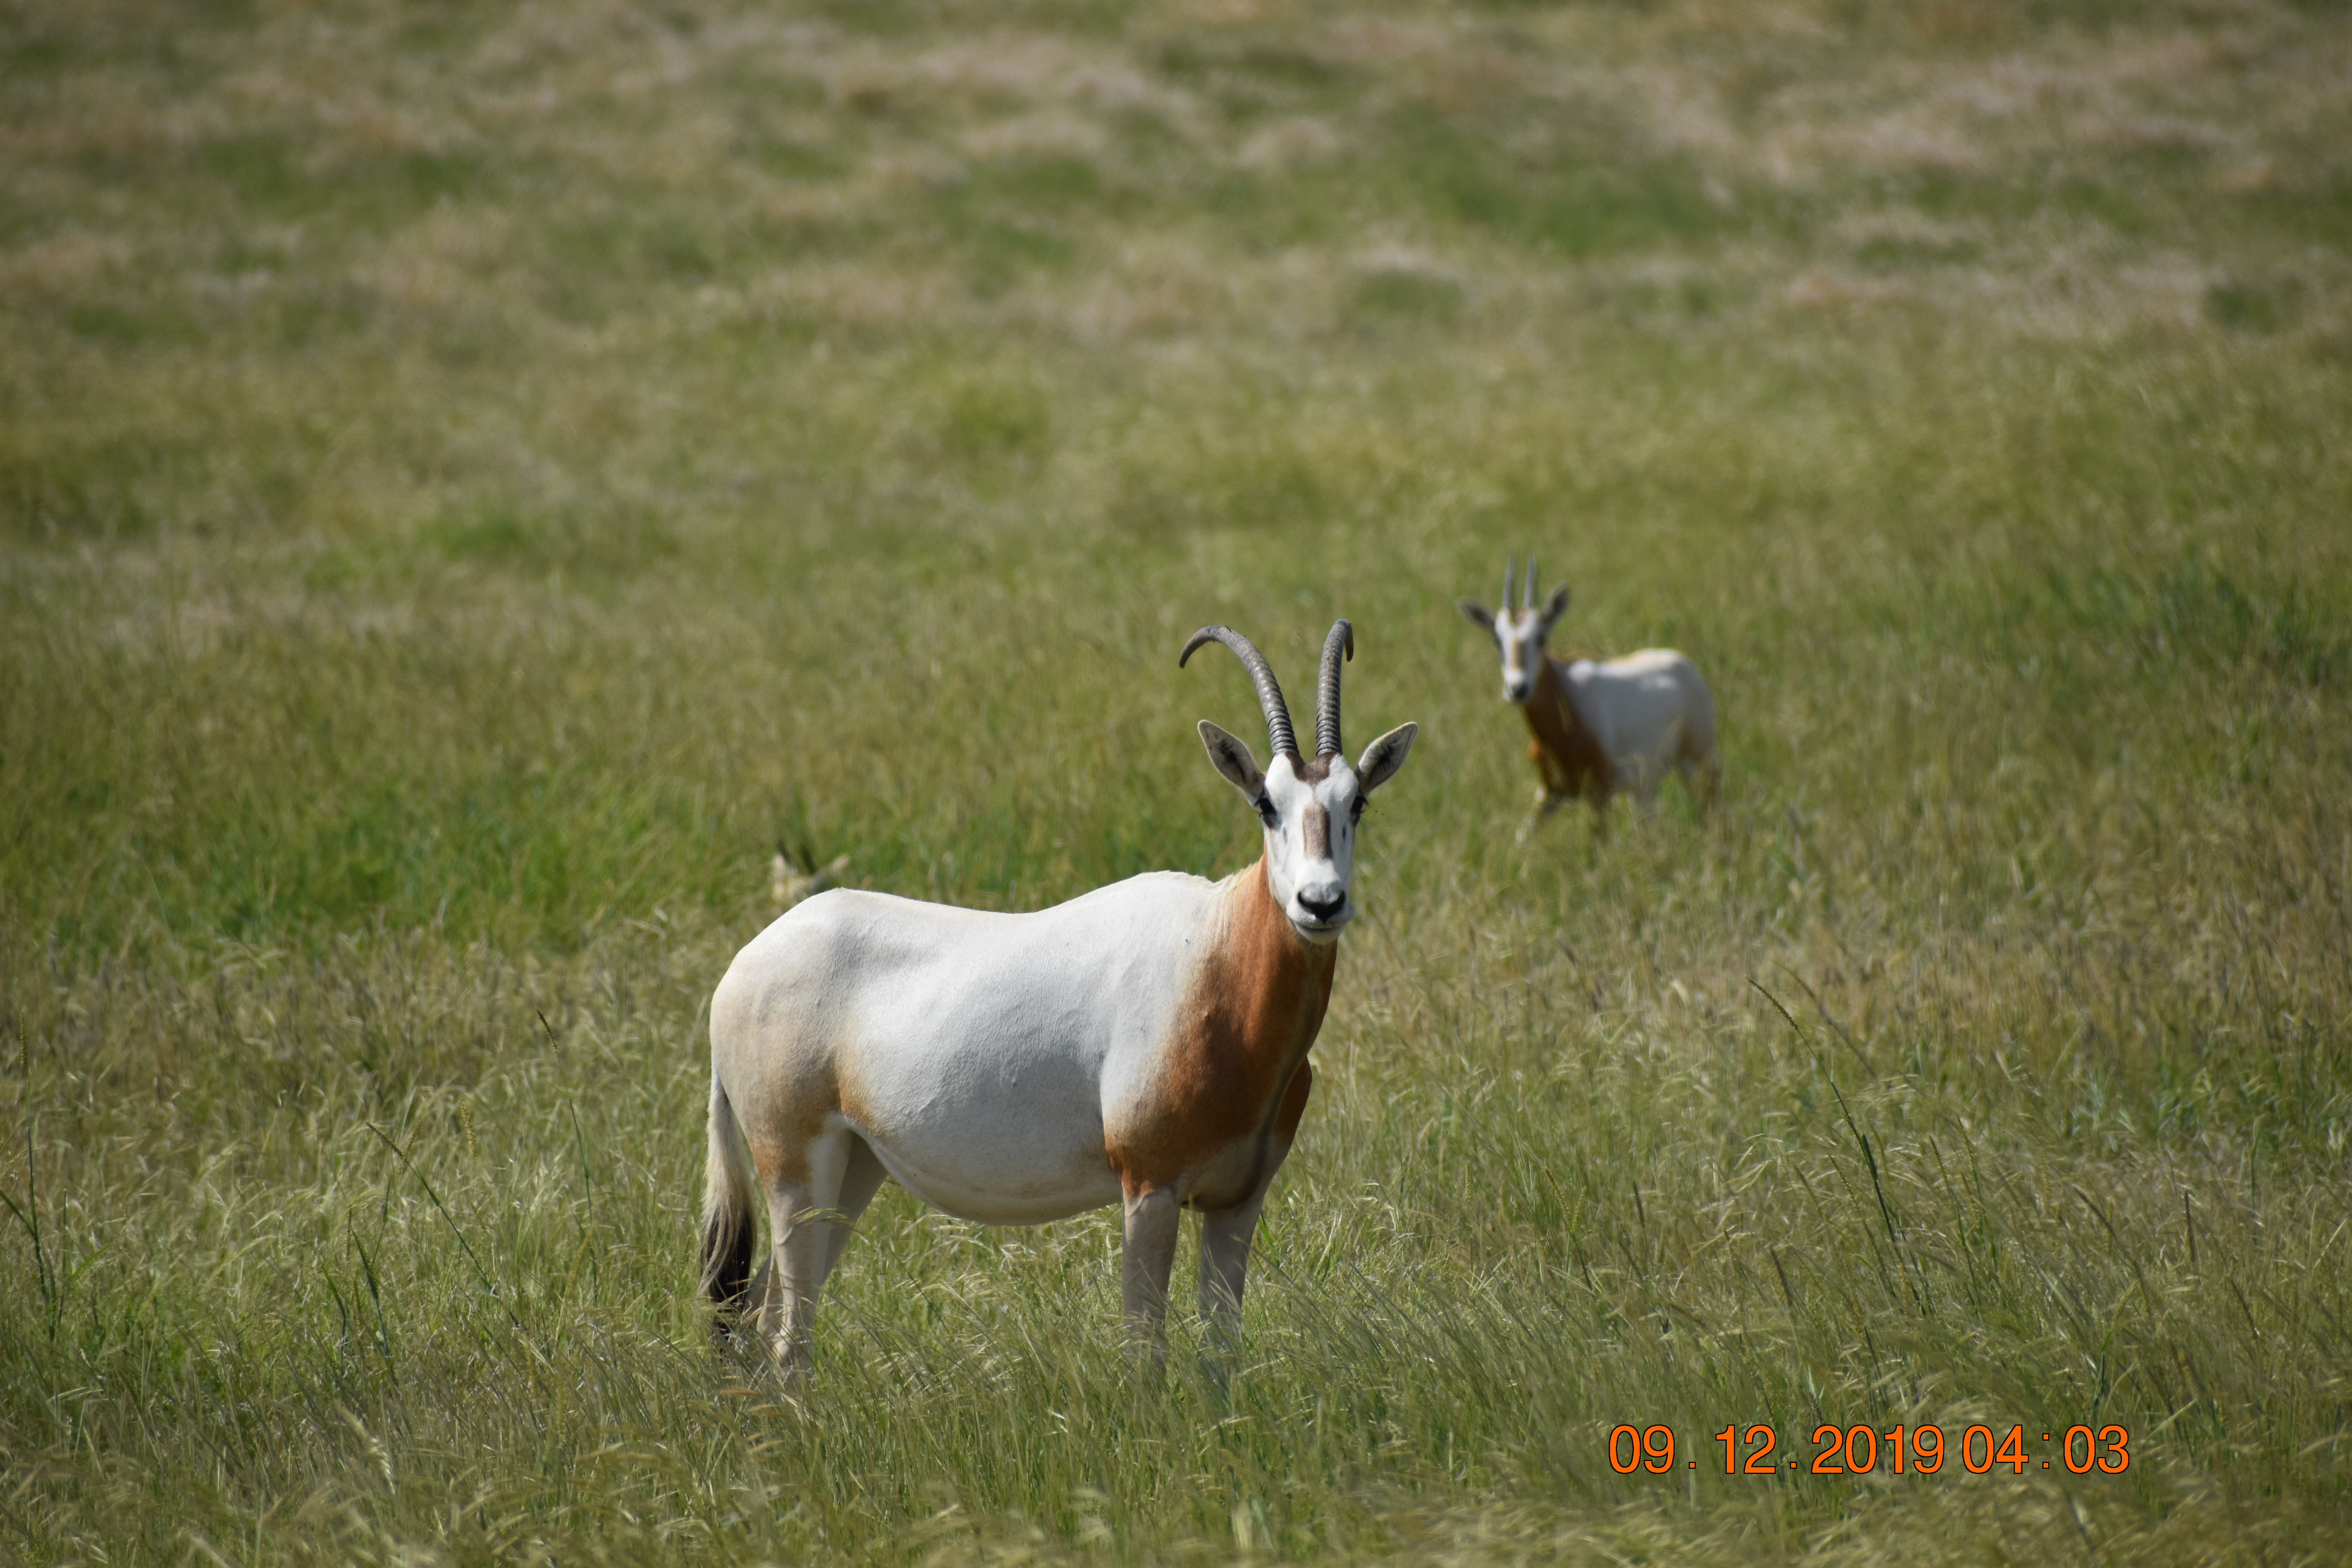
[1522,655,1612,799]
[1108,858,1336,1198]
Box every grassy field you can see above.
[5,0,2352,1561]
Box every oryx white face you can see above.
[1197,725,1417,945]
[1491,606,1549,704]
[1460,579,1571,707]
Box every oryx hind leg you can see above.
[755,1123,858,1379]
[1620,751,1665,816]
[751,1131,884,1323]
[821,1131,889,1279]
[1681,749,1721,812]
[1684,727,1720,813]
[1677,674,1720,812]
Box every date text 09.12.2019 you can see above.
[1608,1424,2132,1476]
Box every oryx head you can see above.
[1457,555,1571,706]
[1181,621,1417,945]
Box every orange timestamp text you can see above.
[1606,1423,2132,1476]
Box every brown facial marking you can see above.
[1300,801,1329,859]
[1522,654,1613,801]
[1295,753,1336,785]
[1108,858,1336,1199]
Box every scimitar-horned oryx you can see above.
[1459,557,1718,834]
[700,621,1417,1376]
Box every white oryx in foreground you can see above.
[701,621,1416,1374]
[1459,558,1718,833]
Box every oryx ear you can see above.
[1354,722,1417,796]
[1198,720,1265,800]
[1457,599,1495,633]
[1539,585,1570,629]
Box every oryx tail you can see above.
[699,1072,759,1332]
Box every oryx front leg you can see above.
[1200,1060,1310,1376]
[1519,787,1568,841]
[1197,1191,1267,1342]
[1121,1183,1183,1361]
[1195,1192,1268,1393]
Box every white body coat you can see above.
[1555,650,1718,804]
[711,871,1261,1229]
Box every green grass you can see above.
[4,0,2352,1562]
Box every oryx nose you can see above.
[1298,888,1346,922]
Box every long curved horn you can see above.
[1181,625,1299,761]
[1502,557,1516,616]
[1315,619,1353,759]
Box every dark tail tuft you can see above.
[699,1074,760,1342]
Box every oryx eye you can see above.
[1254,794,1278,826]
[1349,797,1367,824]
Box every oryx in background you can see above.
[1459,557,1717,833]
[701,621,1416,1376]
